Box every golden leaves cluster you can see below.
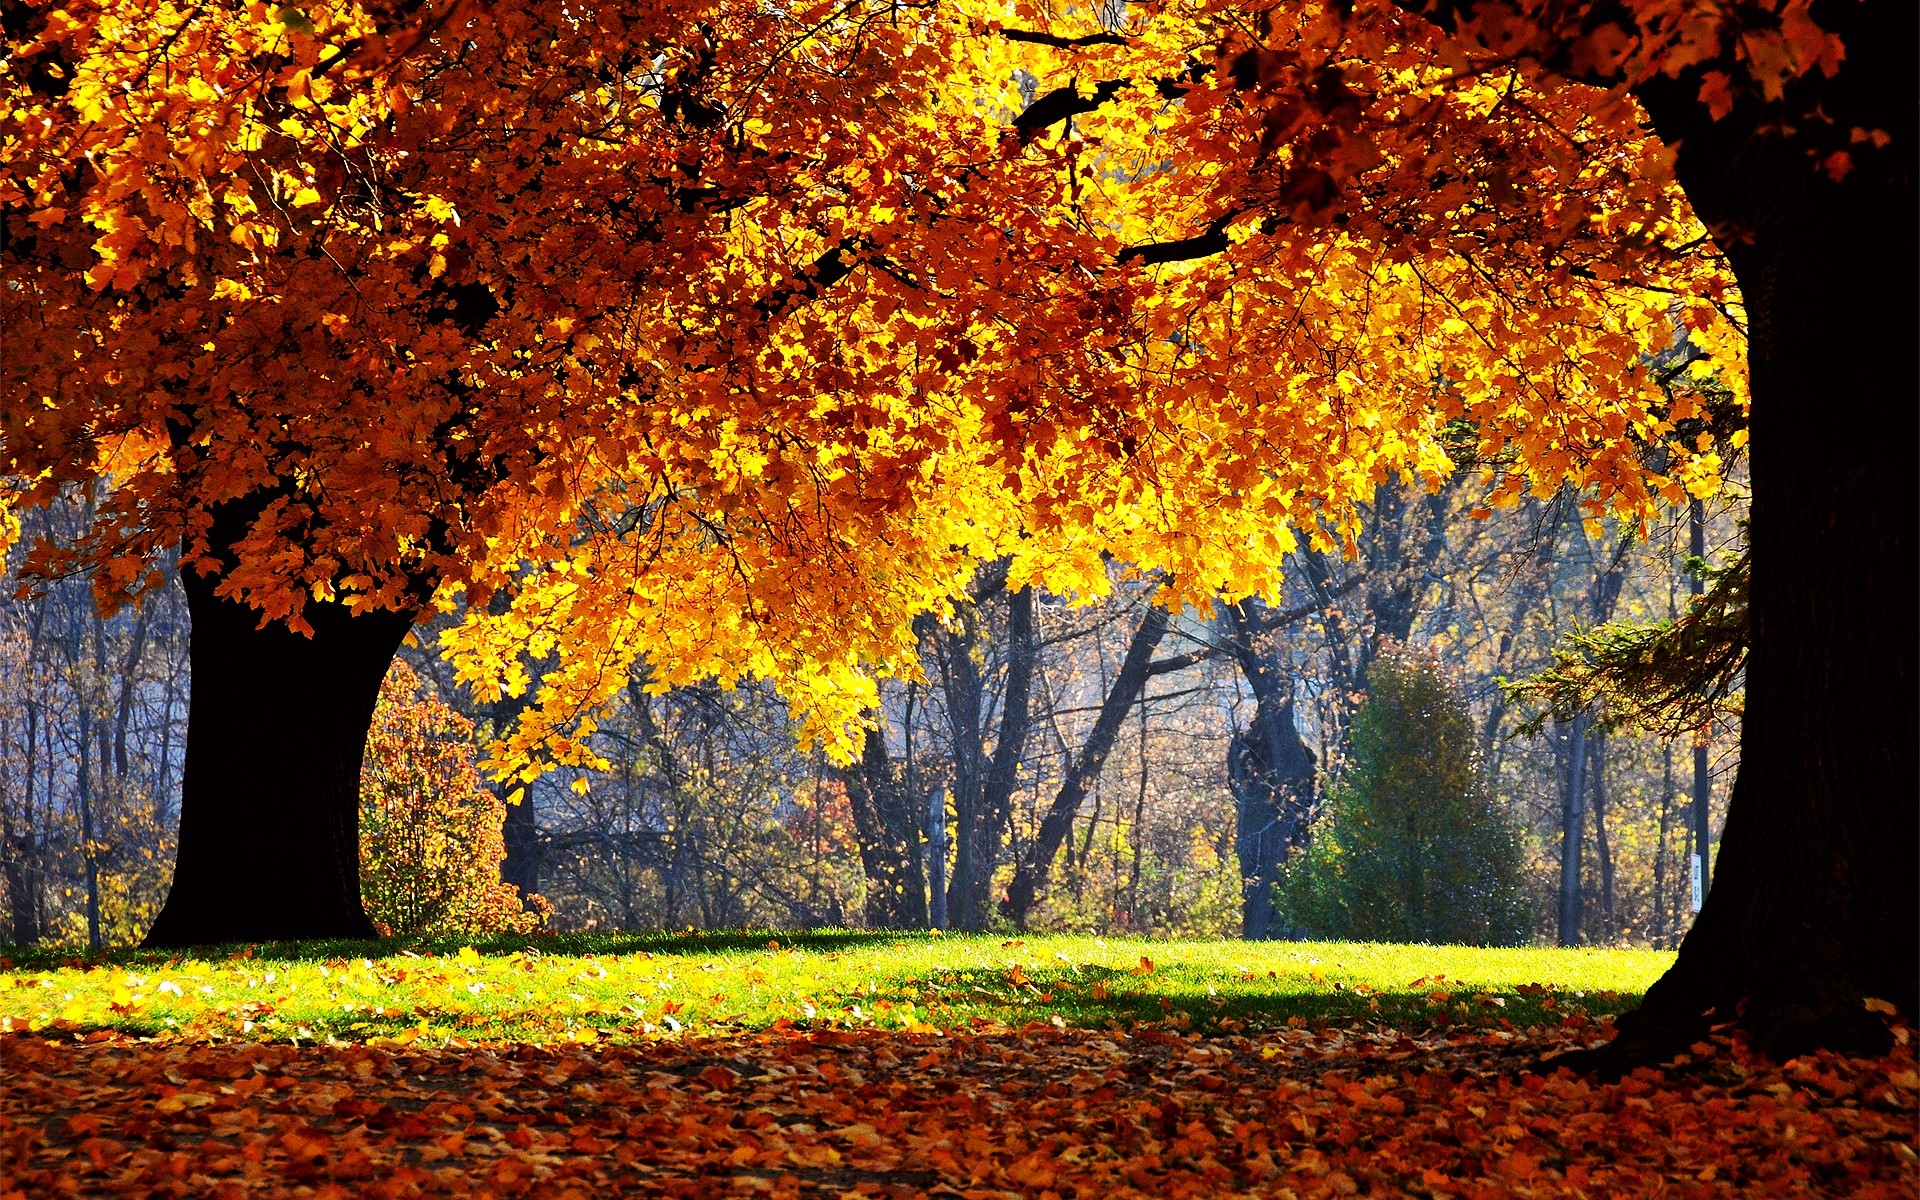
[3,0,1748,772]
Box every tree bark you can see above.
[1002,602,1169,928]
[843,726,930,929]
[1688,499,1714,903]
[1580,0,1918,1062]
[143,568,414,946]
[938,581,1036,931]
[1223,597,1319,940]
[1557,712,1589,946]
[965,585,1035,926]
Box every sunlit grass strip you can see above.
[1,931,1673,1046]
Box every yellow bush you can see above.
[361,662,546,936]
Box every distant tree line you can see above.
[1,478,1744,948]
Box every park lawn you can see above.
[1,930,1670,1047]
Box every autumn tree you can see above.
[359,661,543,937]
[1,0,1094,943]
[992,0,1907,1057]
[1389,0,1914,1060]
[4,0,1763,967]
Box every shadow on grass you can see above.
[890,962,1642,1038]
[0,927,914,972]
[3,929,1646,1046]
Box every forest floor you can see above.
[3,933,1915,1197]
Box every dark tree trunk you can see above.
[938,580,1036,931]
[500,793,541,901]
[3,852,37,945]
[4,702,43,944]
[1688,499,1714,903]
[495,690,542,906]
[963,585,1035,927]
[843,727,930,929]
[931,607,987,927]
[1583,0,1918,1062]
[1002,603,1169,928]
[143,568,414,946]
[1223,598,1318,940]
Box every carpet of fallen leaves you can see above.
[4,1016,1915,1199]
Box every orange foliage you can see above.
[360,662,544,936]
[3,1021,1915,1195]
[1,0,1760,776]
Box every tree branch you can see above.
[1117,212,1237,265]
[1013,79,1129,138]
[1001,29,1128,50]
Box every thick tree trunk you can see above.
[485,689,542,905]
[1584,0,1918,1062]
[3,852,38,944]
[940,582,1035,931]
[1224,598,1318,940]
[143,569,414,946]
[500,794,541,901]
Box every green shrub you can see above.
[1289,646,1531,945]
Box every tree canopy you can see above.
[4,0,1741,777]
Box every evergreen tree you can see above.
[1293,646,1530,946]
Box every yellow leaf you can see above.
[155,1092,215,1114]
[290,187,322,207]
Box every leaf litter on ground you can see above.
[4,1018,1915,1198]
[2,934,1914,1197]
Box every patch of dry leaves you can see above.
[3,1020,1914,1198]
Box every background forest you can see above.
[0,474,1745,953]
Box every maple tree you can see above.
[1349,0,1913,1065]
[1067,0,1909,1060]
[2,0,1750,962]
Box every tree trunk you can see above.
[931,605,988,928]
[843,726,930,929]
[1223,598,1318,940]
[962,586,1035,927]
[142,568,414,946]
[1002,603,1169,927]
[1585,1,1918,1062]
[926,787,949,930]
[1591,730,1614,941]
[1557,712,1588,947]
[485,689,542,906]
[1688,499,1714,903]
[4,700,44,944]
[500,794,541,902]
[939,582,1035,931]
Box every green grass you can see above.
[1,930,1672,1046]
